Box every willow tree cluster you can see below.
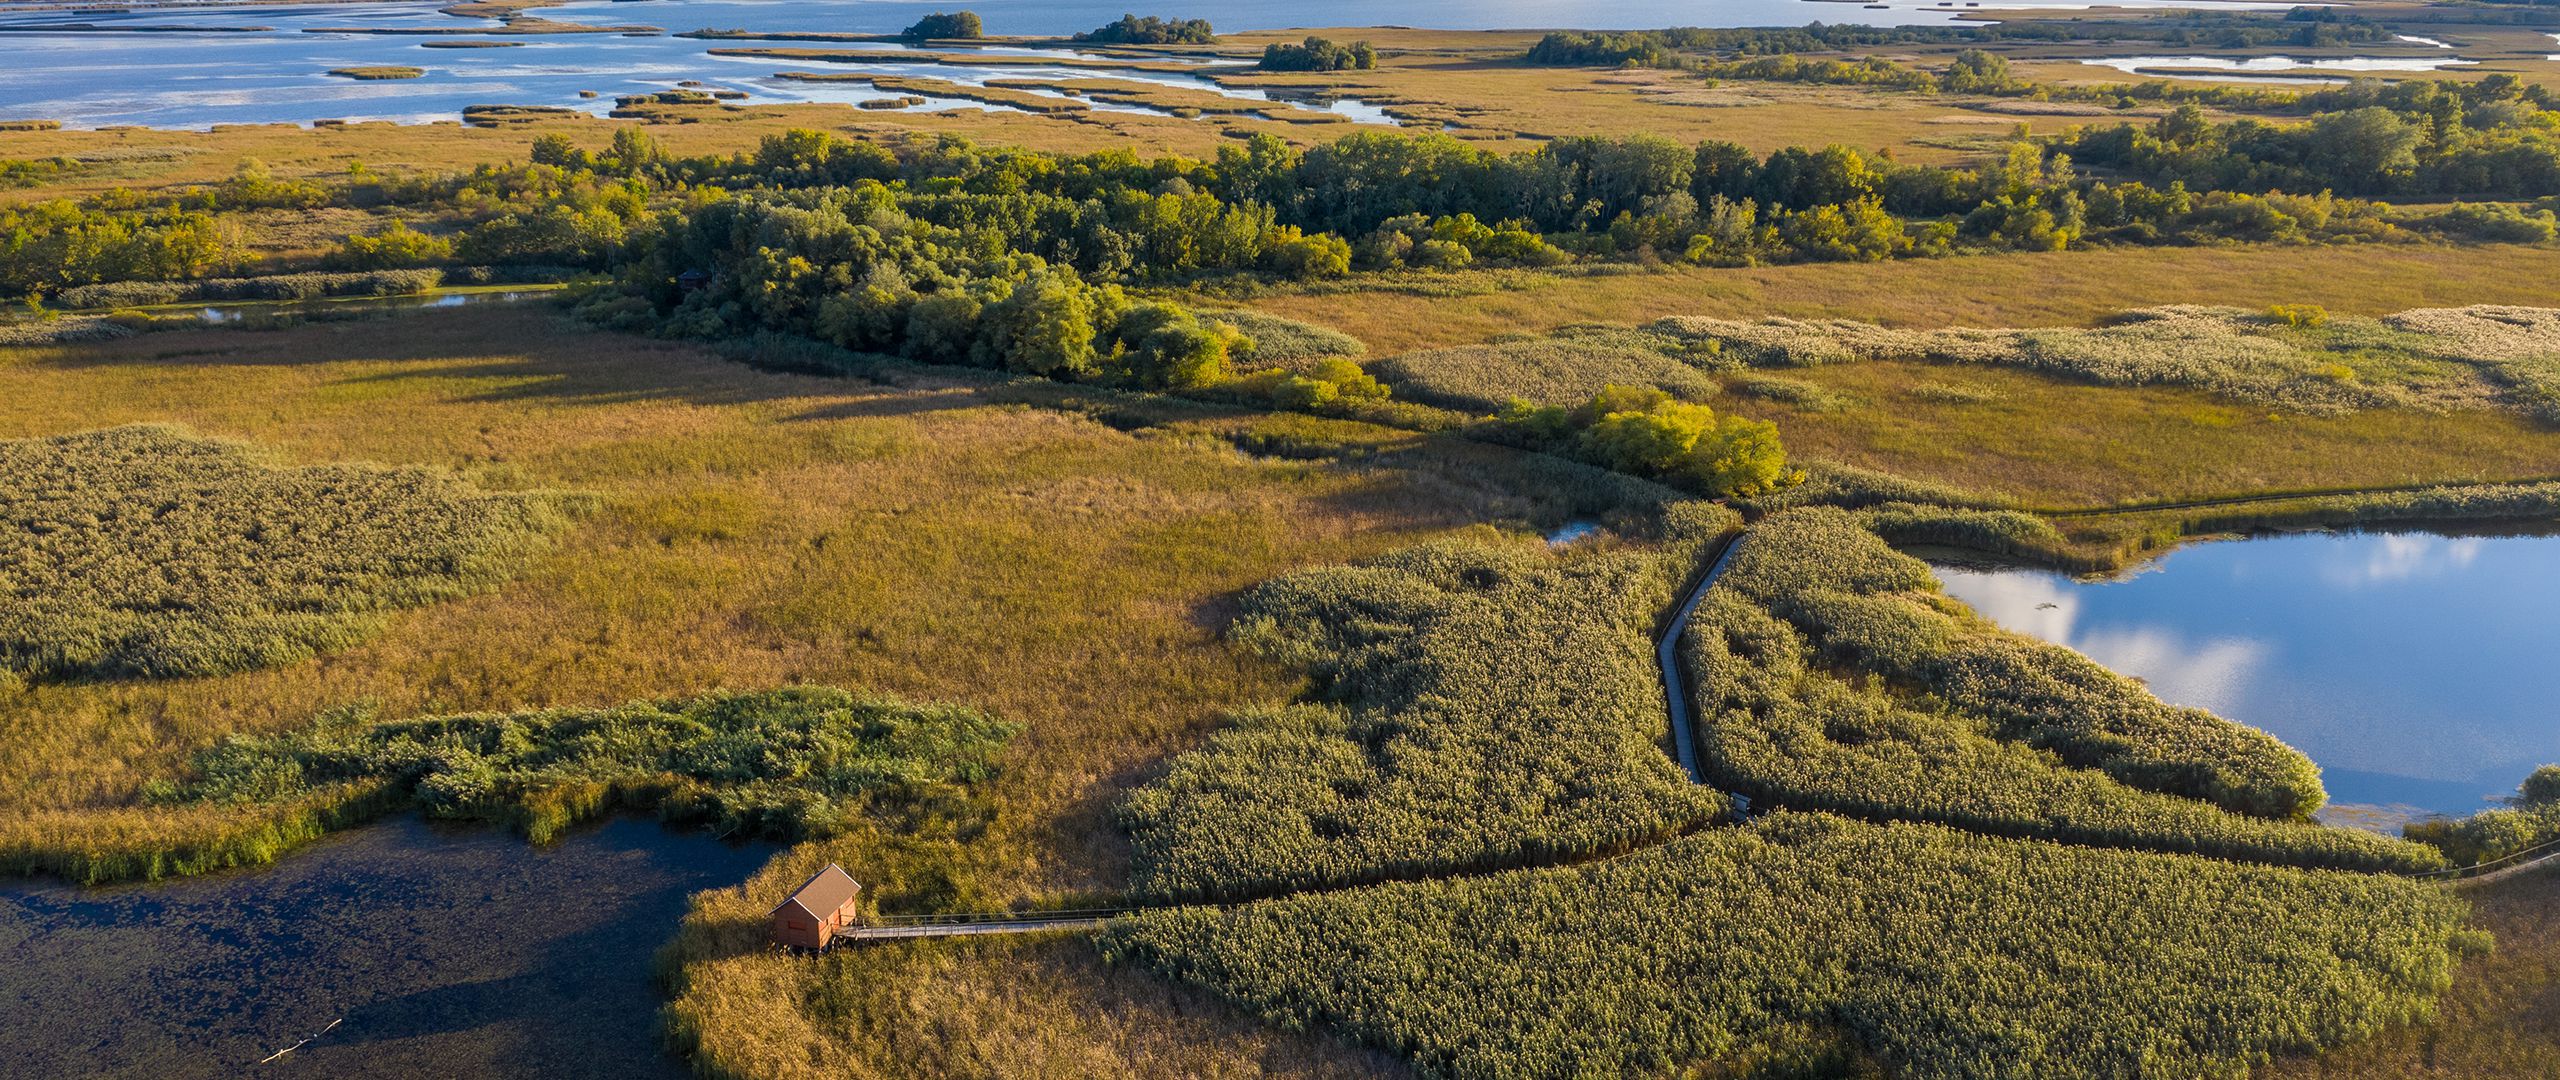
[1493,384,1795,498]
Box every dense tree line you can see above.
[1523,11,2392,67]
[1074,14,1214,45]
[8,119,2553,311]
[2068,78,2560,197]
[0,200,234,295]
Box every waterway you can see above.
[1933,529,2560,824]
[0,0,2295,129]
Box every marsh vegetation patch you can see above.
[1377,305,2560,421]
[0,425,577,682]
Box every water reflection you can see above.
[1932,530,2560,818]
[0,816,772,1079]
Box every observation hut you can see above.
[769,863,863,949]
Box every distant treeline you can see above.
[8,79,2558,317]
[1523,11,2393,68]
[1074,13,1214,45]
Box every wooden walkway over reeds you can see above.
[828,909,1128,943]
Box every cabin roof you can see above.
[771,863,861,920]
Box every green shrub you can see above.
[2266,302,2329,329]
[1100,811,2472,1080]
[0,426,577,681]
[1491,385,1795,498]
[331,221,456,270]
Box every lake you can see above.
[0,0,2290,129]
[0,815,773,1079]
[1932,530,2560,824]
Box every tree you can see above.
[986,268,1100,375]
[1112,302,1239,389]
[2302,106,2423,194]
[1075,14,1214,45]
[332,221,454,270]
[901,10,982,39]
[2522,765,2560,807]
[1259,36,1378,72]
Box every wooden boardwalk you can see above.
[834,915,1117,942]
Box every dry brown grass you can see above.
[1232,245,2560,356]
[1745,358,2560,506]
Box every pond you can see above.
[0,815,774,1079]
[1930,530,2560,827]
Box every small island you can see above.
[325,65,426,80]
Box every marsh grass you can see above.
[1101,812,2476,1080]
[148,687,1013,850]
[1376,304,2558,421]
[1372,325,1719,410]
[1202,308,1367,369]
[0,306,1674,1079]
[1120,504,1735,902]
[1649,304,2546,417]
[0,424,578,682]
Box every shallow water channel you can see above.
[0,815,773,1078]
[1930,529,2560,825]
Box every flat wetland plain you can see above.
[7,7,2560,1078]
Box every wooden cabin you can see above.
[769,863,862,949]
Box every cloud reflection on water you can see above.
[1931,568,2267,718]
